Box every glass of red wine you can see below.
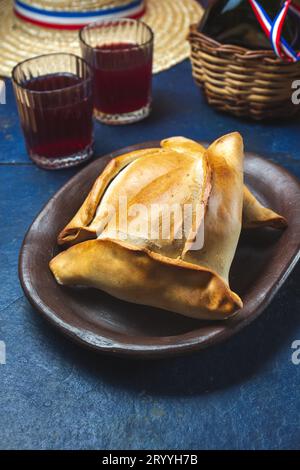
[12,53,94,170]
[80,19,154,125]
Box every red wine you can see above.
[199,0,300,50]
[21,73,93,159]
[87,42,152,115]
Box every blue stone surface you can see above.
[0,60,299,450]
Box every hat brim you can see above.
[0,0,203,77]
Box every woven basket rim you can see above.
[189,24,300,63]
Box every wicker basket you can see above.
[188,24,300,120]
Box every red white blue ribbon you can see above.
[271,0,296,60]
[248,0,300,62]
[14,0,146,30]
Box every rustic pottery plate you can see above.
[19,142,300,358]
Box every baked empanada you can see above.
[50,133,286,320]
[57,137,286,247]
[161,137,287,231]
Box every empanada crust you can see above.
[50,238,242,321]
[58,139,286,247]
[50,134,286,320]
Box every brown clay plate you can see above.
[19,142,300,358]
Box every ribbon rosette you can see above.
[249,0,300,62]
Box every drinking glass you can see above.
[12,53,94,170]
[80,19,154,125]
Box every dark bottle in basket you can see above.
[199,0,300,50]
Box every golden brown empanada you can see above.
[57,137,286,248]
[50,133,286,320]
[161,137,287,231]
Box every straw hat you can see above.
[0,0,203,77]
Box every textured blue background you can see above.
[0,59,300,450]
